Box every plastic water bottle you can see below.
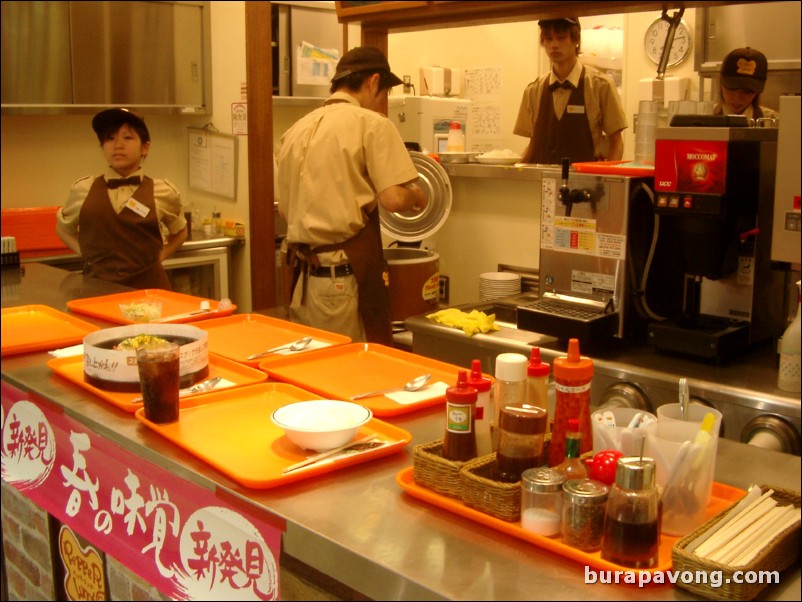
[778,279,801,393]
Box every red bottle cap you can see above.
[467,359,492,392]
[567,417,580,432]
[553,338,593,381]
[447,370,477,403]
[527,347,550,377]
[449,120,461,130]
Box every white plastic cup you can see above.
[591,407,656,456]
[645,403,723,537]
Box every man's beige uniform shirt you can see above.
[277,92,419,265]
[514,60,628,160]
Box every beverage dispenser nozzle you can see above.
[558,157,594,217]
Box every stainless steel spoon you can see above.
[130,376,222,404]
[247,336,313,360]
[350,374,432,400]
[679,377,689,421]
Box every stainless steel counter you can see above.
[405,296,802,456]
[2,265,801,601]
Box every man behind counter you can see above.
[514,17,628,165]
[277,46,426,345]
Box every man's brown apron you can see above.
[78,176,171,289]
[525,68,596,165]
[284,207,393,345]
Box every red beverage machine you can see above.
[648,121,784,361]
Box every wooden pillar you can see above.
[245,2,276,310]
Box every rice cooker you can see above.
[380,151,452,324]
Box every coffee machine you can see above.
[646,122,784,361]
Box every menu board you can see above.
[188,127,237,199]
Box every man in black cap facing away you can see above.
[514,17,627,165]
[277,46,426,345]
[57,108,187,289]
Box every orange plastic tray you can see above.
[135,382,412,489]
[396,466,745,577]
[47,352,267,413]
[1,305,100,357]
[572,160,655,177]
[261,343,469,417]
[194,313,351,367]
[66,289,236,325]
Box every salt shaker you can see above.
[521,467,566,537]
[601,457,660,568]
[561,478,609,551]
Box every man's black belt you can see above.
[308,263,354,278]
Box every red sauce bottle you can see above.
[549,338,593,467]
[442,370,478,462]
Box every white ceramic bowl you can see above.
[271,400,372,452]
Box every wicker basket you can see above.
[412,439,469,499]
[672,485,801,601]
[459,453,522,522]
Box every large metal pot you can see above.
[381,151,451,323]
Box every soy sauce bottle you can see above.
[442,370,478,461]
[601,457,660,569]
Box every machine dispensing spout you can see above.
[558,157,594,217]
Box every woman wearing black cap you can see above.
[514,17,628,165]
[56,108,187,289]
[713,46,779,119]
[714,47,778,121]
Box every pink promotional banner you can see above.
[1,380,284,600]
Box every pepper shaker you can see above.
[561,478,609,551]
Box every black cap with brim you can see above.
[538,17,581,29]
[331,46,403,87]
[92,108,150,142]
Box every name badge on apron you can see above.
[566,105,586,114]
[124,197,151,218]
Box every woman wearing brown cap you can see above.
[714,47,778,121]
[514,17,628,165]
[277,46,426,345]
[56,108,187,289]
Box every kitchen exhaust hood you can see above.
[1,0,212,115]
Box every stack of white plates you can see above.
[479,272,521,301]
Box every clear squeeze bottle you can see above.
[526,346,550,414]
[442,370,478,462]
[549,338,594,467]
[446,120,465,152]
[492,353,528,451]
[468,359,493,456]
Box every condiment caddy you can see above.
[397,466,744,578]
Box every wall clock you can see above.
[644,18,692,67]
